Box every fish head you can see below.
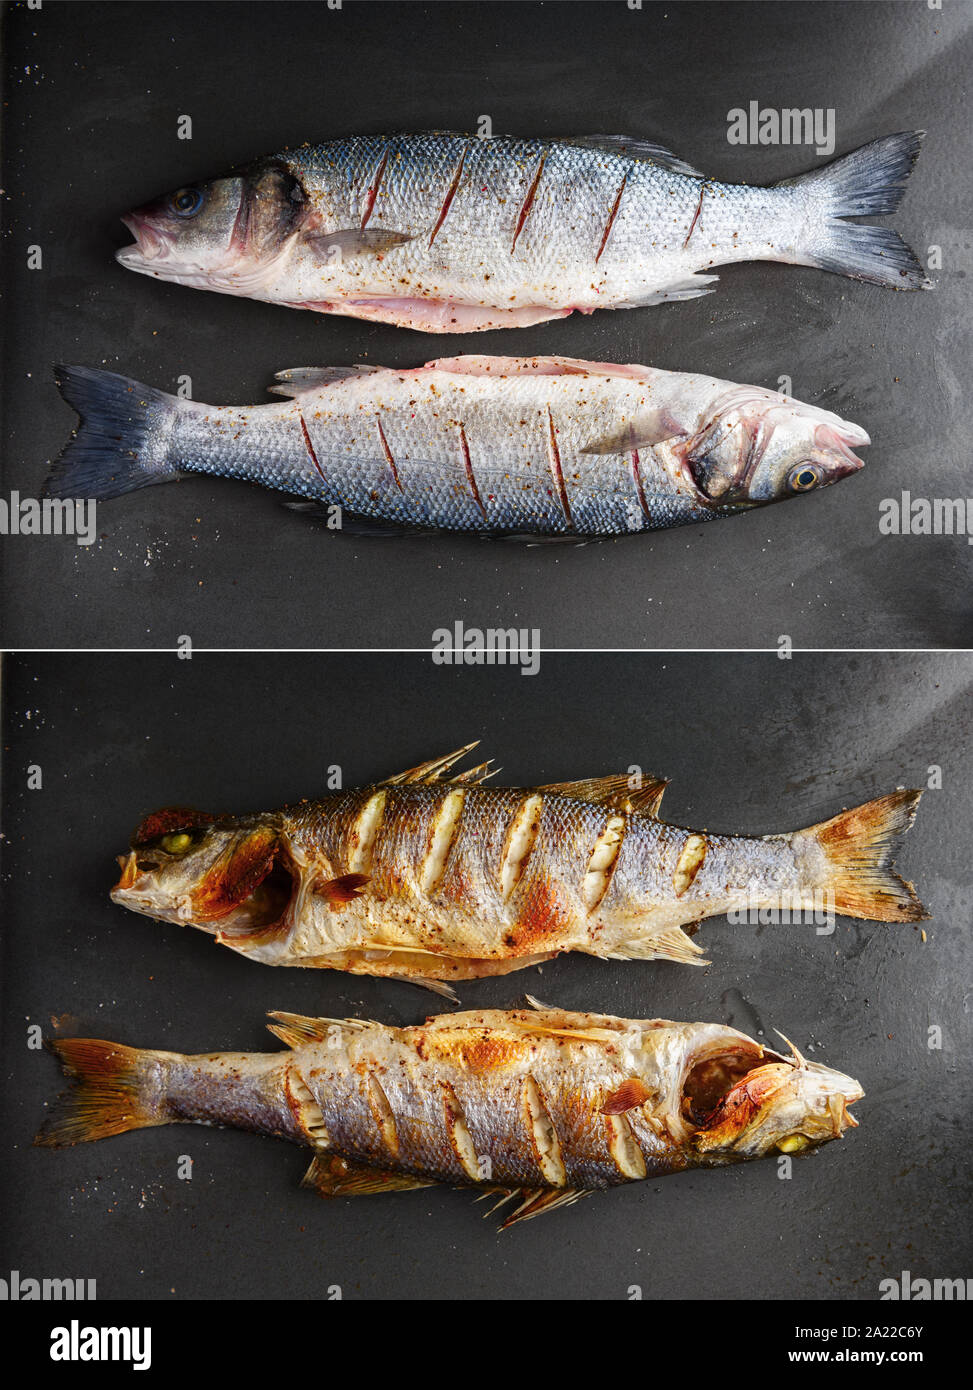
[682,387,868,509]
[116,159,310,293]
[686,1034,863,1162]
[111,807,291,942]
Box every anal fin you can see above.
[302,1154,435,1198]
[606,923,709,966]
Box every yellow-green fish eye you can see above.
[789,465,820,493]
[777,1133,811,1153]
[161,831,193,855]
[169,187,204,218]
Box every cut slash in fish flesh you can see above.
[46,355,869,538]
[35,1005,864,1228]
[109,744,927,990]
[114,131,930,331]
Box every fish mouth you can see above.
[118,212,172,264]
[111,848,296,937]
[816,421,869,475]
[681,1035,863,1154]
[680,1039,770,1126]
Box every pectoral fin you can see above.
[599,1079,652,1115]
[315,872,370,905]
[304,228,414,259]
[581,409,695,456]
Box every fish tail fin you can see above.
[783,132,931,289]
[45,365,183,500]
[34,1037,171,1147]
[802,789,928,922]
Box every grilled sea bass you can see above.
[114,130,929,331]
[36,1006,863,1227]
[111,746,927,991]
[46,355,868,538]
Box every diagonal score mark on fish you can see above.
[44,355,872,539]
[113,130,931,331]
[34,1005,865,1229]
[107,742,927,990]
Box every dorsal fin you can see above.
[565,134,703,177]
[538,773,668,817]
[382,743,484,785]
[266,1011,372,1047]
[268,365,383,398]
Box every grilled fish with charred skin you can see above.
[35,1006,864,1228]
[110,745,927,990]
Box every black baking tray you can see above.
[1,0,970,650]
[1,650,969,1299]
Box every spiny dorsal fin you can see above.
[266,1011,372,1047]
[302,1154,435,1198]
[382,742,482,785]
[268,365,384,398]
[565,134,703,177]
[538,773,668,817]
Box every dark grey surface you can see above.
[2,0,971,650]
[1,651,970,1300]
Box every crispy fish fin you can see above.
[267,1012,372,1047]
[382,743,482,785]
[539,773,668,816]
[302,1154,435,1197]
[315,871,370,905]
[268,365,383,397]
[800,788,927,921]
[303,228,414,259]
[34,1038,168,1147]
[608,924,709,966]
[565,135,704,177]
[600,1079,652,1115]
[499,1186,590,1229]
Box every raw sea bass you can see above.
[114,130,929,331]
[45,356,869,538]
[110,746,927,993]
[37,1006,863,1228]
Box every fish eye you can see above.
[168,187,204,218]
[161,831,193,855]
[777,1134,811,1153]
[788,464,820,493]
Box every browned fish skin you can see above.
[36,1007,863,1226]
[110,748,927,985]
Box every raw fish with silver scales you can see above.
[46,355,869,538]
[113,130,929,332]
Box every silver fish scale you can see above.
[171,366,732,534]
[283,133,794,307]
